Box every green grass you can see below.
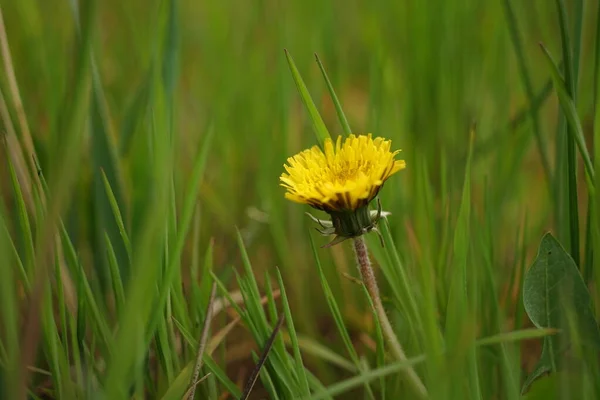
[1,0,600,399]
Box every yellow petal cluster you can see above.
[280,134,405,212]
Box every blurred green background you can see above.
[1,0,600,399]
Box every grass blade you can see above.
[539,44,594,187]
[501,0,552,188]
[284,49,331,147]
[240,313,285,400]
[315,53,351,136]
[554,0,580,266]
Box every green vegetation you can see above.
[1,0,600,399]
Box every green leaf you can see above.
[522,339,553,394]
[523,233,600,343]
[522,232,600,390]
[523,371,585,400]
[475,328,558,347]
[303,356,426,400]
[284,49,331,148]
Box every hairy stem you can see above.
[352,236,428,399]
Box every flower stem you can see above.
[352,236,428,399]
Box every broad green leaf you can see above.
[522,232,600,390]
[523,233,600,345]
[522,339,553,394]
[523,371,585,400]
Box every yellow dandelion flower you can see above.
[280,134,405,244]
[280,134,405,211]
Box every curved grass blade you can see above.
[146,126,214,339]
[276,267,311,396]
[540,44,594,187]
[101,169,132,261]
[476,328,559,346]
[315,53,351,136]
[501,0,552,187]
[240,313,285,400]
[90,64,129,289]
[284,49,331,148]
[555,0,580,267]
[303,356,427,400]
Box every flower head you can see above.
[280,134,405,212]
[280,134,405,246]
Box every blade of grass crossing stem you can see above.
[0,209,19,400]
[501,0,552,188]
[304,323,550,400]
[539,45,594,189]
[309,234,376,399]
[284,49,331,148]
[146,127,214,341]
[555,0,580,266]
[476,329,559,347]
[240,313,286,400]
[276,267,311,395]
[304,356,427,400]
[315,53,352,136]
